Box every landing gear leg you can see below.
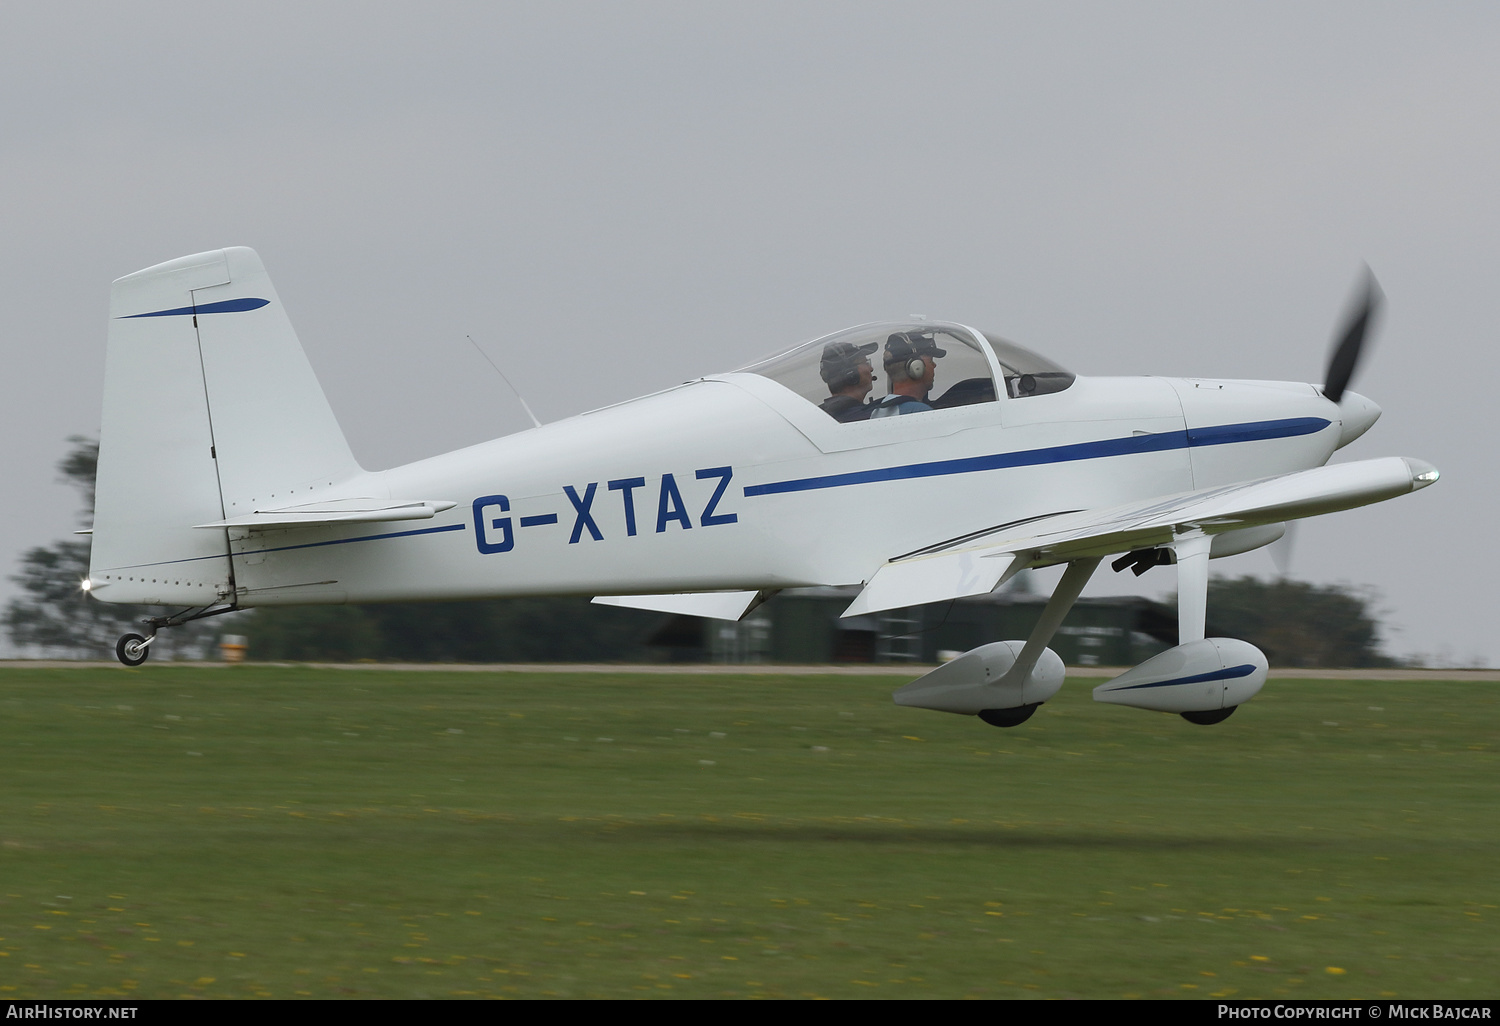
[1001,557,1102,688]
[1172,532,1212,645]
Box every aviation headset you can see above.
[820,341,879,392]
[885,332,942,381]
[827,364,863,391]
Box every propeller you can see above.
[1322,268,1384,404]
[1270,268,1387,578]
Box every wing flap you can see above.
[843,552,1028,617]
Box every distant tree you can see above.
[5,535,108,654]
[1206,575,1393,668]
[4,437,221,659]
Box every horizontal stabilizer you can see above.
[845,456,1437,617]
[196,498,456,530]
[592,590,774,621]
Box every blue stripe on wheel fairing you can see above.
[1106,663,1259,691]
[742,417,1329,497]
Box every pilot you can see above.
[817,340,879,422]
[868,332,946,418]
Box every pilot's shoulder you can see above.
[818,394,872,422]
[869,395,932,419]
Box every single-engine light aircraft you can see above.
[87,248,1438,726]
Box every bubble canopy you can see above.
[735,321,1074,423]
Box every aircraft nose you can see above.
[1334,390,1381,449]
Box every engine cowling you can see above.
[892,641,1065,717]
[1092,638,1267,720]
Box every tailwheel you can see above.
[1181,706,1236,725]
[978,703,1041,728]
[106,603,237,667]
[116,633,151,667]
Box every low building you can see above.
[647,585,1186,667]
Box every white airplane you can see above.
[86,247,1437,726]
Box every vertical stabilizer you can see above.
[90,248,360,606]
[191,248,359,511]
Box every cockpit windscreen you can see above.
[983,333,1076,398]
[737,321,1072,423]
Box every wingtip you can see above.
[1402,458,1440,490]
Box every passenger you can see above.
[817,340,879,422]
[869,332,946,418]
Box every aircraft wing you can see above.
[195,497,458,530]
[844,456,1438,617]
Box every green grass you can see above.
[0,665,1496,999]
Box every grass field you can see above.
[0,664,1495,1000]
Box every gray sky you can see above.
[2,2,1493,664]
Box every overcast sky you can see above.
[2,2,1493,664]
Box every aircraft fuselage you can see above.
[219,372,1345,608]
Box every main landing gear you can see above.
[901,535,1270,731]
[113,604,239,666]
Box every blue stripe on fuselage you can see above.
[102,522,468,571]
[246,522,467,556]
[742,417,1329,497]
